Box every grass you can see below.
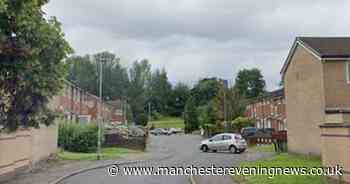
[233,153,333,184]
[149,117,185,129]
[250,144,275,153]
[57,147,140,161]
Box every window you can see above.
[347,61,350,83]
[223,135,232,140]
[211,135,223,141]
[267,120,271,128]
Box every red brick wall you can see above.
[245,97,286,131]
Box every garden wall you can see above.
[104,133,147,151]
[320,122,350,183]
[0,125,58,182]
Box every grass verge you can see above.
[232,153,333,184]
[249,144,275,153]
[149,117,184,129]
[57,147,140,161]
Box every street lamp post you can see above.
[97,54,106,160]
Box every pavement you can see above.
[5,134,273,184]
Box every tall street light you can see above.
[97,53,107,160]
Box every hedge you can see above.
[58,121,99,153]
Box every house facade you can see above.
[281,37,350,155]
[50,81,125,124]
[245,89,286,131]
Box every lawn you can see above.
[233,153,333,184]
[249,144,275,153]
[149,117,185,129]
[57,147,140,161]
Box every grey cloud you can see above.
[44,0,350,90]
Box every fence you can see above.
[0,125,57,182]
[104,131,148,151]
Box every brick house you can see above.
[51,81,125,123]
[245,89,286,131]
[281,37,350,155]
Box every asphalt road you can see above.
[59,134,270,184]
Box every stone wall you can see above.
[320,120,350,183]
[0,125,58,182]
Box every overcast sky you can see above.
[44,0,350,90]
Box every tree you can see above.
[147,68,172,115]
[0,0,72,131]
[67,52,129,101]
[197,102,217,128]
[168,83,190,117]
[94,52,129,100]
[191,78,221,106]
[128,59,151,125]
[66,55,98,94]
[184,97,199,133]
[234,68,266,99]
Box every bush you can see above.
[58,121,99,153]
[152,111,163,121]
[231,117,253,132]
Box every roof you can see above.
[247,88,284,105]
[281,37,350,77]
[268,88,284,98]
[299,37,350,58]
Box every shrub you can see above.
[231,117,253,132]
[58,121,99,153]
[152,111,163,121]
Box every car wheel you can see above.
[229,145,237,154]
[201,145,209,152]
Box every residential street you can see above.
[59,135,271,184]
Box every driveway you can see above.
[59,134,271,184]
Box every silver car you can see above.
[200,133,247,153]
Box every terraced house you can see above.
[245,89,287,132]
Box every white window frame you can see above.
[347,61,350,83]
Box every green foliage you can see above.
[234,68,266,99]
[191,78,221,106]
[167,83,190,117]
[149,117,184,129]
[147,68,172,115]
[231,116,253,131]
[128,59,151,126]
[151,111,164,121]
[58,122,99,153]
[184,97,199,133]
[66,52,129,100]
[57,147,140,161]
[213,86,247,124]
[250,144,275,153]
[0,0,72,131]
[197,102,217,127]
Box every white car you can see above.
[200,133,247,153]
[150,128,167,136]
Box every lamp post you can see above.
[97,54,106,160]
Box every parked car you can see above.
[162,128,173,135]
[169,128,182,134]
[241,127,257,138]
[150,128,167,136]
[200,133,247,153]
